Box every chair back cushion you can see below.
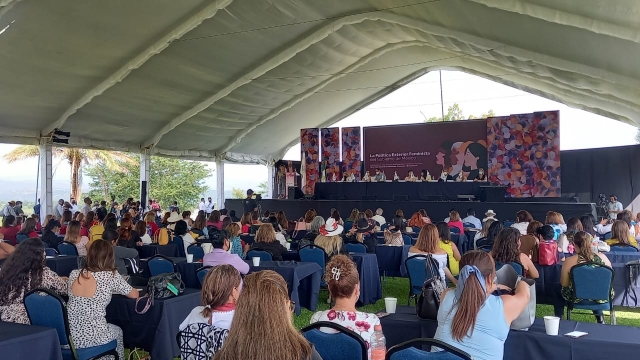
[449,227,460,234]
[610,245,639,252]
[58,242,78,256]
[24,289,70,347]
[148,256,176,277]
[299,246,326,270]
[346,243,366,254]
[390,347,465,360]
[402,234,412,245]
[405,256,429,294]
[301,322,367,360]
[571,263,613,301]
[188,245,205,261]
[45,248,59,256]
[196,267,212,286]
[246,250,273,261]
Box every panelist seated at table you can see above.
[180,265,241,359]
[249,224,288,261]
[433,251,530,360]
[373,168,386,182]
[310,255,382,349]
[473,168,488,182]
[0,238,68,324]
[203,229,249,275]
[67,240,139,360]
[419,169,433,181]
[214,271,323,360]
[362,170,372,182]
[408,224,457,285]
[561,231,612,324]
[405,170,418,182]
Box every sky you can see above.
[0,70,637,197]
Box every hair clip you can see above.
[331,267,341,281]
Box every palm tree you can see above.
[3,146,136,201]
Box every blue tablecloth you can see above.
[381,306,640,360]
[351,253,383,305]
[137,244,179,259]
[106,288,201,360]
[0,321,63,360]
[375,245,410,277]
[246,261,322,315]
[46,255,80,276]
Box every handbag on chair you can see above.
[496,264,536,330]
[135,272,185,314]
[416,255,446,320]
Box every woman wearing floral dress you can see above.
[310,255,381,357]
[67,240,139,359]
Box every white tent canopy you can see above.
[1,0,639,164]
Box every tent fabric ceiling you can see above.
[0,0,639,163]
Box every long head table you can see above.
[380,306,640,360]
[314,181,483,201]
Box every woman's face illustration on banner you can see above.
[464,147,480,168]
[436,151,445,166]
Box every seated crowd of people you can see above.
[0,195,634,360]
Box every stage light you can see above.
[53,128,70,137]
[51,136,69,144]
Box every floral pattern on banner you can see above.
[310,310,381,350]
[300,128,319,194]
[342,127,362,180]
[320,128,341,182]
[487,111,561,197]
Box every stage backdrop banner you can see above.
[300,128,319,194]
[320,128,341,182]
[487,111,560,197]
[342,127,362,180]
[363,120,487,180]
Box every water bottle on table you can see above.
[369,326,386,360]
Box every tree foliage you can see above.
[231,188,245,199]
[86,156,210,210]
[425,103,495,122]
[4,145,135,200]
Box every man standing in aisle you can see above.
[13,201,24,217]
[608,194,623,220]
[206,197,214,217]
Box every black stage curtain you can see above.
[562,144,640,207]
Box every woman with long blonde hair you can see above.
[409,224,457,284]
[249,224,287,261]
[213,271,322,360]
[312,218,346,257]
[64,220,90,256]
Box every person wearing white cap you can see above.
[483,210,498,223]
[313,218,346,258]
[166,212,182,231]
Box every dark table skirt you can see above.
[375,245,410,277]
[246,260,321,315]
[106,288,201,360]
[380,306,640,360]
[46,255,80,276]
[351,253,383,305]
[0,321,63,360]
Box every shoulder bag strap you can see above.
[135,292,154,314]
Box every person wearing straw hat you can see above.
[344,218,376,253]
[313,218,346,258]
[483,210,498,223]
[166,211,182,231]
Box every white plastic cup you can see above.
[384,297,398,313]
[186,254,194,263]
[252,257,260,266]
[544,316,560,336]
[284,242,291,250]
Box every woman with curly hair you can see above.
[491,228,538,279]
[310,255,382,351]
[0,238,67,324]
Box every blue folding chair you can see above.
[503,221,514,228]
[343,221,354,233]
[495,261,524,276]
[475,237,492,252]
[603,232,612,240]
[24,288,119,360]
[404,255,437,305]
[299,244,328,286]
[16,233,29,244]
[346,243,367,254]
[386,338,471,360]
[567,261,615,324]
[187,244,205,261]
[301,322,367,360]
[45,248,59,257]
[380,223,390,231]
[172,236,186,257]
[147,254,177,276]
[58,242,79,256]
[448,226,460,235]
[463,222,476,229]
[402,234,412,245]
[246,249,273,262]
[196,266,212,287]
[610,245,639,252]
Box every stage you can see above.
[225,199,596,223]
